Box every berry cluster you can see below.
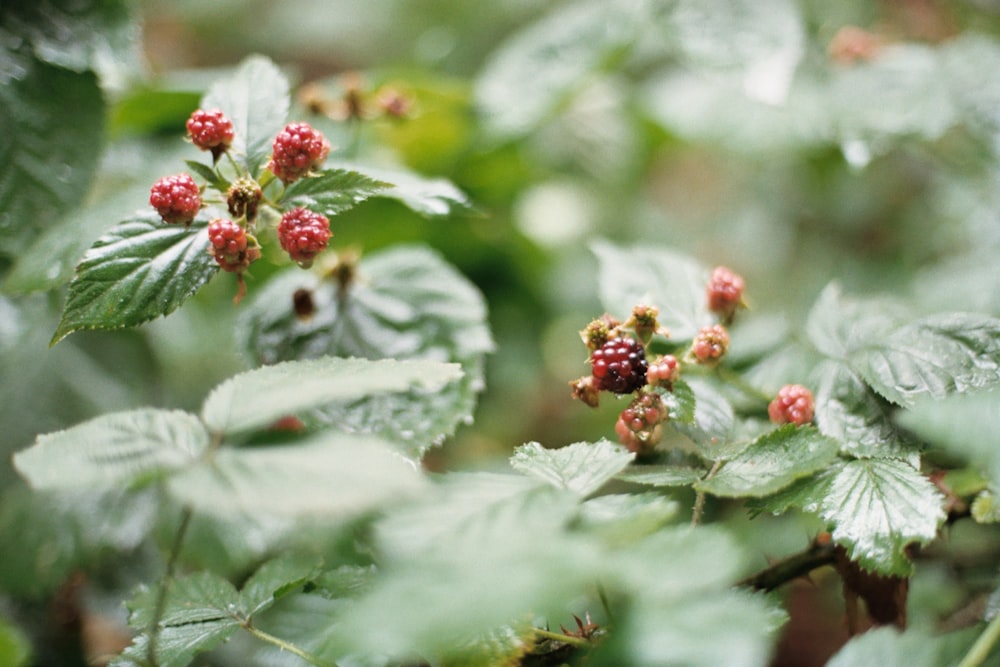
[706,266,745,322]
[768,384,815,426]
[615,393,668,457]
[147,107,342,303]
[591,337,648,394]
[689,324,729,365]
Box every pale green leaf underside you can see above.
[167,433,427,517]
[13,409,208,490]
[200,356,463,435]
[510,440,634,497]
[202,54,289,174]
[52,214,217,344]
[695,425,839,498]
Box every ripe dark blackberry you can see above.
[149,173,201,225]
[591,336,648,394]
[207,219,256,273]
[268,122,331,184]
[706,266,745,321]
[768,384,815,426]
[277,207,332,265]
[186,109,235,161]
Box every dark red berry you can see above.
[591,336,648,394]
[149,173,201,225]
[690,324,729,365]
[207,219,257,273]
[268,122,331,184]
[615,392,667,456]
[768,384,815,426]
[706,266,745,321]
[277,207,332,265]
[226,177,263,221]
[186,109,235,160]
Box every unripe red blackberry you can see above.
[207,219,258,273]
[277,207,332,266]
[186,109,235,161]
[768,384,815,426]
[690,324,729,365]
[149,173,201,226]
[706,266,745,322]
[591,336,648,394]
[227,177,263,221]
[268,122,331,184]
[615,392,667,457]
[647,354,680,387]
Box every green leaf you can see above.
[474,0,644,137]
[237,245,492,459]
[166,432,427,517]
[898,390,1000,488]
[0,615,31,667]
[0,55,104,262]
[337,162,473,218]
[805,283,905,359]
[972,490,1000,524]
[827,626,990,667]
[51,214,218,344]
[283,167,391,217]
[184,160,229,193]
[853,313,1000,407]
[695,425,840,498]
[616,464,705,487]
[118,573,241,667]
[578,492,679,543]
[592,239,710,339]
[759,459,945,575]
[201,356,462,436]
[814,360,920,463]
[676,377,736,454]
[240,554,321,617]
[13,409,209,490]
[663,378,697,424]
[509,440,634,497]
[201,55,289,174]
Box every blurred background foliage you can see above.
[3,0,1000,664]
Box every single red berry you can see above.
[615,392,667,456]
[277,207,332,265]
[706,266,746,321]
[186,109,235,161]
[647,354,680,387]
[690,324,729,365]
[268,122,331,183]
[149,173,201,225]
[591,336,648,394]
[768,384,815,426]
[207,219,257,273]
[227,177,263,221]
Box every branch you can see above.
[737,534,837,592]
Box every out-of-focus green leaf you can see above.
[972,490,1000,524]
[202,55,289,174]
[898,390,1000,488]
[474,0,644,138]
[238,245,492,459]
[616,464,704,487]
[200,356,462,436]
[695,425,839,498]
[113,89,201,137]
[805,283,904,359]
[755,459,945,575]
[510,440,634,497]
[282,167,390,217]
[827,626,992,667]
[51,214,218,344]
[814,360,920,464]
[853,313,1000,407]
[592,240,710,340]
[0,56,104,262]
[13,409,209,490]
[167,433,427,518]
[0,615,31,667]
[578,492,679,543]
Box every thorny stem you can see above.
[691,460,723,526]
[244,623,339,667]
[147,505,194,666]
[533,628,591,649]
[736,538,838,591]
[957,611,1000,667]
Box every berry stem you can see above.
[533,628,591,648]
[147,505,194,666]
[243,623,339,667]
[691,460,723,527]
[957,611,1000,667]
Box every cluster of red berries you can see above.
[147,107,336,302]
[768,384,815,426]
